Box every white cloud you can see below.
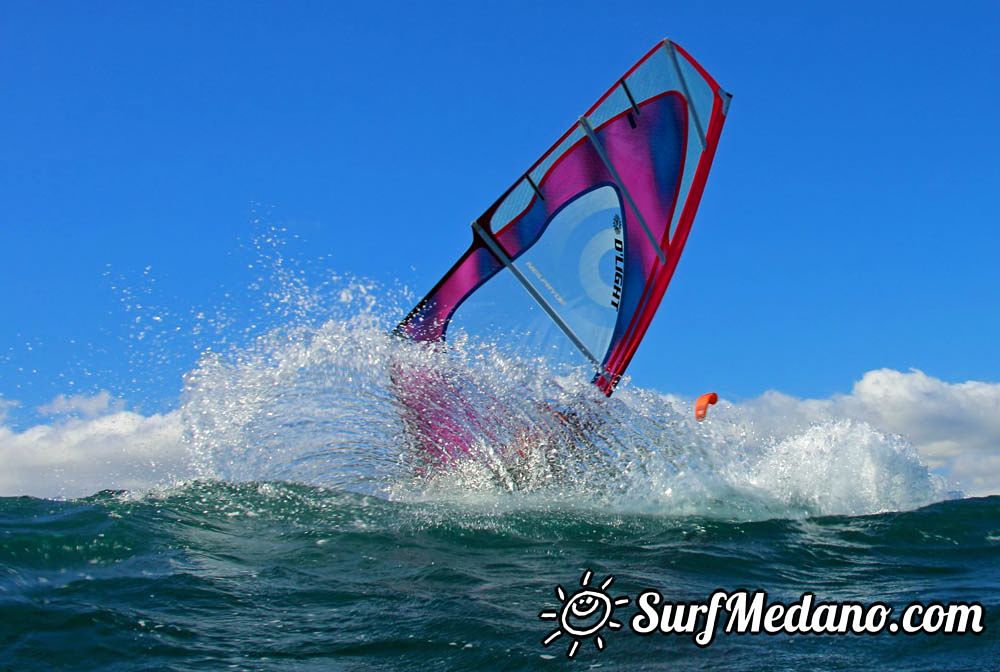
[734,369,1000,497]
[36,390,124,418]
[0,408,190,499]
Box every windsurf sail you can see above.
[397,39,730,395]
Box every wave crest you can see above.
[180,289,949,520]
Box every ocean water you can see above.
[2,268,997,670]
[1,487,997,670]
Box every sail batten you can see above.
[578,115,667,265]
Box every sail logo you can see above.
[525,260,567,306]
[610,215,624,310]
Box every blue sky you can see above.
[2,0,999,426]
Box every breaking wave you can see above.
[179,275,950,521]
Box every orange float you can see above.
[694,392,718,421]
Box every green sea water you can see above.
[1,484,996,671]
